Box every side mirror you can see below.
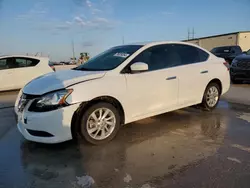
[130,62,148,73]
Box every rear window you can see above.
[174,44,209,65]
[15,58,40,67]
[211,47,231,53]
[0,59,7,70]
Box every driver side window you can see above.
[129,44,182,72]
[129,45,167,72]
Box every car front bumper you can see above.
[17,103,80,144]
[230,68,250,80]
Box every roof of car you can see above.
[128,41,201,47]
[131,41,197,46]
[0,55,49,60]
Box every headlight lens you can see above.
[231,59,238,67]
[29,89,73,112]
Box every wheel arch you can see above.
[206,78,222,94]
[71,96,125,140]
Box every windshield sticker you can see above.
[114,53,130,58]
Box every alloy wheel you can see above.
[206,86,219,107]
[86,108,116,140]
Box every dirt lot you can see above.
[1,85,250,188]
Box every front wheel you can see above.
[79,102,121,145]
[201,83,221,111]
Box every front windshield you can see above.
[75,45,142,71]
[247,49,250,55]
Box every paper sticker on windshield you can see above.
[114,53,129,58]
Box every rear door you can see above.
[172,44,211,107]
[13,57,41,88]
[0,57,16,91]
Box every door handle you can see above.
[201,70,208,74]
[166,76,177,80]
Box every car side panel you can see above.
[0,69,17,91]
[17,59,53,88]
[124,68,178,119]
[210,60,230,95]
[176,62,212,107]
[67,74,132,122]
[0,58,53,91]
[201,57,230,98]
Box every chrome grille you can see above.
[237,61,250,69]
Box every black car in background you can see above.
[211,45,242,64]
[230,49,250,84]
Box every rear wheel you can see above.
[79,102,121,145]
[201,83,220,111]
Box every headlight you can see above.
[29,89,73,112]
[231,59,238,67]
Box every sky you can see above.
[0,0,250,61]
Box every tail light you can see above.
[223,62,230,71]
[51,66,56,72]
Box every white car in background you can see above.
[0,55,54,91]
[15,41,230,145]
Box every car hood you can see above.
[235,54,250,60]
[23,69,106,95]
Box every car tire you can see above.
[201,83,221,111]
[79,102,121,145]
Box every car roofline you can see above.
[127,41,207,48]
[0,55,49,60]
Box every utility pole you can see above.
[122,36,125,45]
[187,27,195,40]
[72,39,75,61]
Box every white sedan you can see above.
[0,55,54,91]
[15,41,230,144]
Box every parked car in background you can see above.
[0,55,54,91]
[59,61,66,65]
[53,62,64,65]
[69,60,76,65]
[211,45,242,64]
[230,49,250,84]
[15,41,230,144]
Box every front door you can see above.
[123,44,179,120]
